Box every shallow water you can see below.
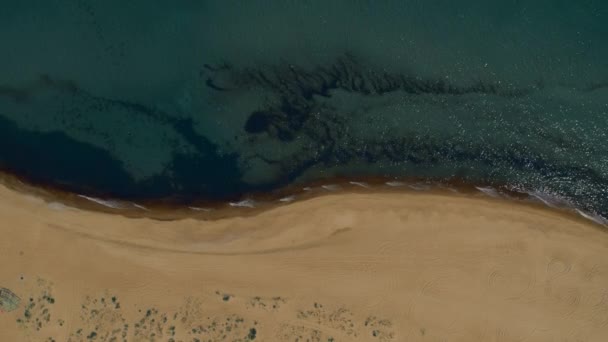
[0,1,607,220]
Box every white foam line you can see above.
[386,181,405,187]
[132,203,150,211]
[575,209,608,225]
[303,187,312,191]
[437,184,459,193]
[188,206,212,212]
[409,184,431,191]
[279,195,296,202]
[349,181,371,188]
[321,184,340,191]
[229,199,256,208]
[475,186,500,198]
[77,194,124,209]
[529,192,555,208]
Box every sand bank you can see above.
[1,183,607,341]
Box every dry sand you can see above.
[1,183,608,342]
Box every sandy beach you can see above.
[1,183,608,341]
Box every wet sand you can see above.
[1,183,608,341]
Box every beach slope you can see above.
[1,184,607,341]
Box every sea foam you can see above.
[349,181,371,188]
[77,195,124,209]
[475,186,500,198]
[188,206,212,212]
[321,184,341,191]
[279,195,296,202]
[528,191,571,208]
[229,199,256,208]
[575,209,608,225]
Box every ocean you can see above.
[0,1,607,222]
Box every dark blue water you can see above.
[1,1,607,221]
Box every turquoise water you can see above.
[0,1,607,220]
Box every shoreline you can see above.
[0,169,605,227]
